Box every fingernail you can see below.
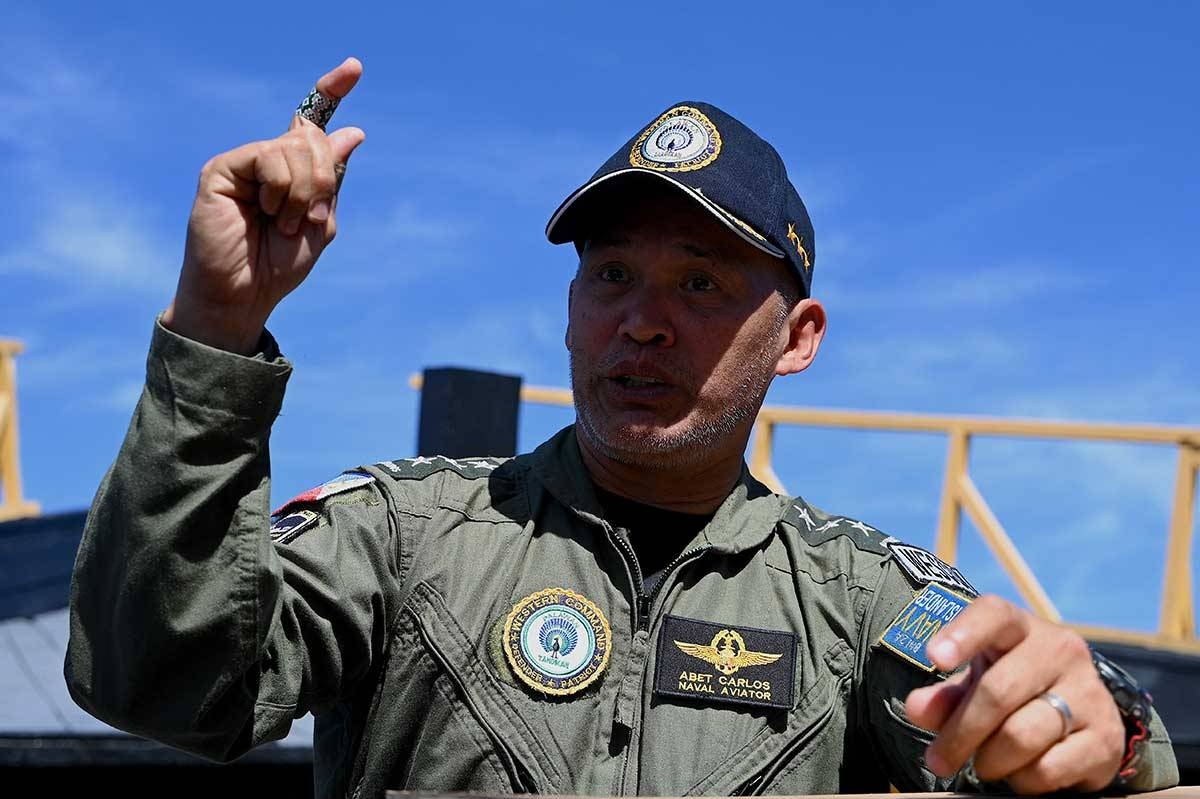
[285,216,302,236]
[309,199,330,222]
[928,637,958,665]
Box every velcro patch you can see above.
[272,470,375,516]
[883,538,978,597]
[879,583,972,672]
[654,615,795,712]
[375,455,500,481]
[270,509,319,545]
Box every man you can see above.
[65,58,1177,796]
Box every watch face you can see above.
[1092,650,1153,720]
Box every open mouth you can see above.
[613,375,668,388]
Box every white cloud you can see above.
[0,196,177,294]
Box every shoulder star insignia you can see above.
[792,504,815,530]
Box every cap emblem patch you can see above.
[786,223,812,270]
[630,105,721,172]
[503,588,612,696]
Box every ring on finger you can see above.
[296,87,340,130]
[1037,691,1074,741]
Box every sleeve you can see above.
[64,319,402,763]
[855,559,956,792]
[1117,705,1179,792]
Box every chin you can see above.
[577,412,741,469]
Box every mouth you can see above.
[611,375,669,388]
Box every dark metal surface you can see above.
[417,367,521,458]
[0,511,86,622]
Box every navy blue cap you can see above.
[546,101,815,297]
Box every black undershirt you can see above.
[594,486,714,595]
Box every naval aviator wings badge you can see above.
[654,615,796,711]
[503,588,612,696]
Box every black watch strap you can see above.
[1091,648,1154,784]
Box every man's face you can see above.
[567,186,798,469]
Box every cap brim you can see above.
[545,168,786,259]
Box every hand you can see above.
[905,595,1125,794]
[162,58,366,354]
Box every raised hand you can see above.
[905,595,1125,793]
[162,58,366,354]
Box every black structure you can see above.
[417,367,522,458]
[0,511,88,620]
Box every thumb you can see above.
[327,126,366,165]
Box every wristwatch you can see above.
[1091,648,1154,784]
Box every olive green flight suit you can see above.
[65,323,1179,797]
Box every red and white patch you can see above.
[272,471,374,516]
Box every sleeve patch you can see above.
[882,538,978,597]
[270,509,319,545]
[375,455,501,481]
[878,583,973,672]
[272,470,375,516]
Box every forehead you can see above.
[579,183,759,260]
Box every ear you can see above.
[565,278,577,350]
[775,298,827,377]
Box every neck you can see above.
[575,428,746,515]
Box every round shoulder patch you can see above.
[629,105,722,172]
[503,588,612,696]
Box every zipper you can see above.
[603,530,713,796]
[412,613,538,794]
[605,524,648,629]
[606,522,712,631]
[730,676,846,796]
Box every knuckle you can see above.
[312,171,336,196]
[1026,759,1068,793]
[198,156,221,181]
[975,670,1017,711]
[1057,630,1090,660]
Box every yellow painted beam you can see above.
[1159,445,1198,640]
[958,472,1062,623]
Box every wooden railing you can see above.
[0,339,39,522]
[413,375,1200,656]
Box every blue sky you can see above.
[2,2,1196,633]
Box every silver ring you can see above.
[295,86,340,130]
[1038,690,1074,741]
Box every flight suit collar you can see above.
[529,425,786,556]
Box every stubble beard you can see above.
[570,303,788,470]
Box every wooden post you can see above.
[1159,444,1198,640]
[0,339,40,522]
[934,429,969,564]
[958,472,1062,622]
[749,418,786,494]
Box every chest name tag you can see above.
[879,583,972,672]
[654,615,796,712]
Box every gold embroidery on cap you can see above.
[786,223,812,270]
[630,106,722,172]
[675,629,783,676]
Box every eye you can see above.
[597,264,629,283]
[683,274,717,292]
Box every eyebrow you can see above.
[582,233,630,251]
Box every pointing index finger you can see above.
[293,57,364,131]
[927,594,1031,672]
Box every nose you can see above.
[617,286,675,347]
